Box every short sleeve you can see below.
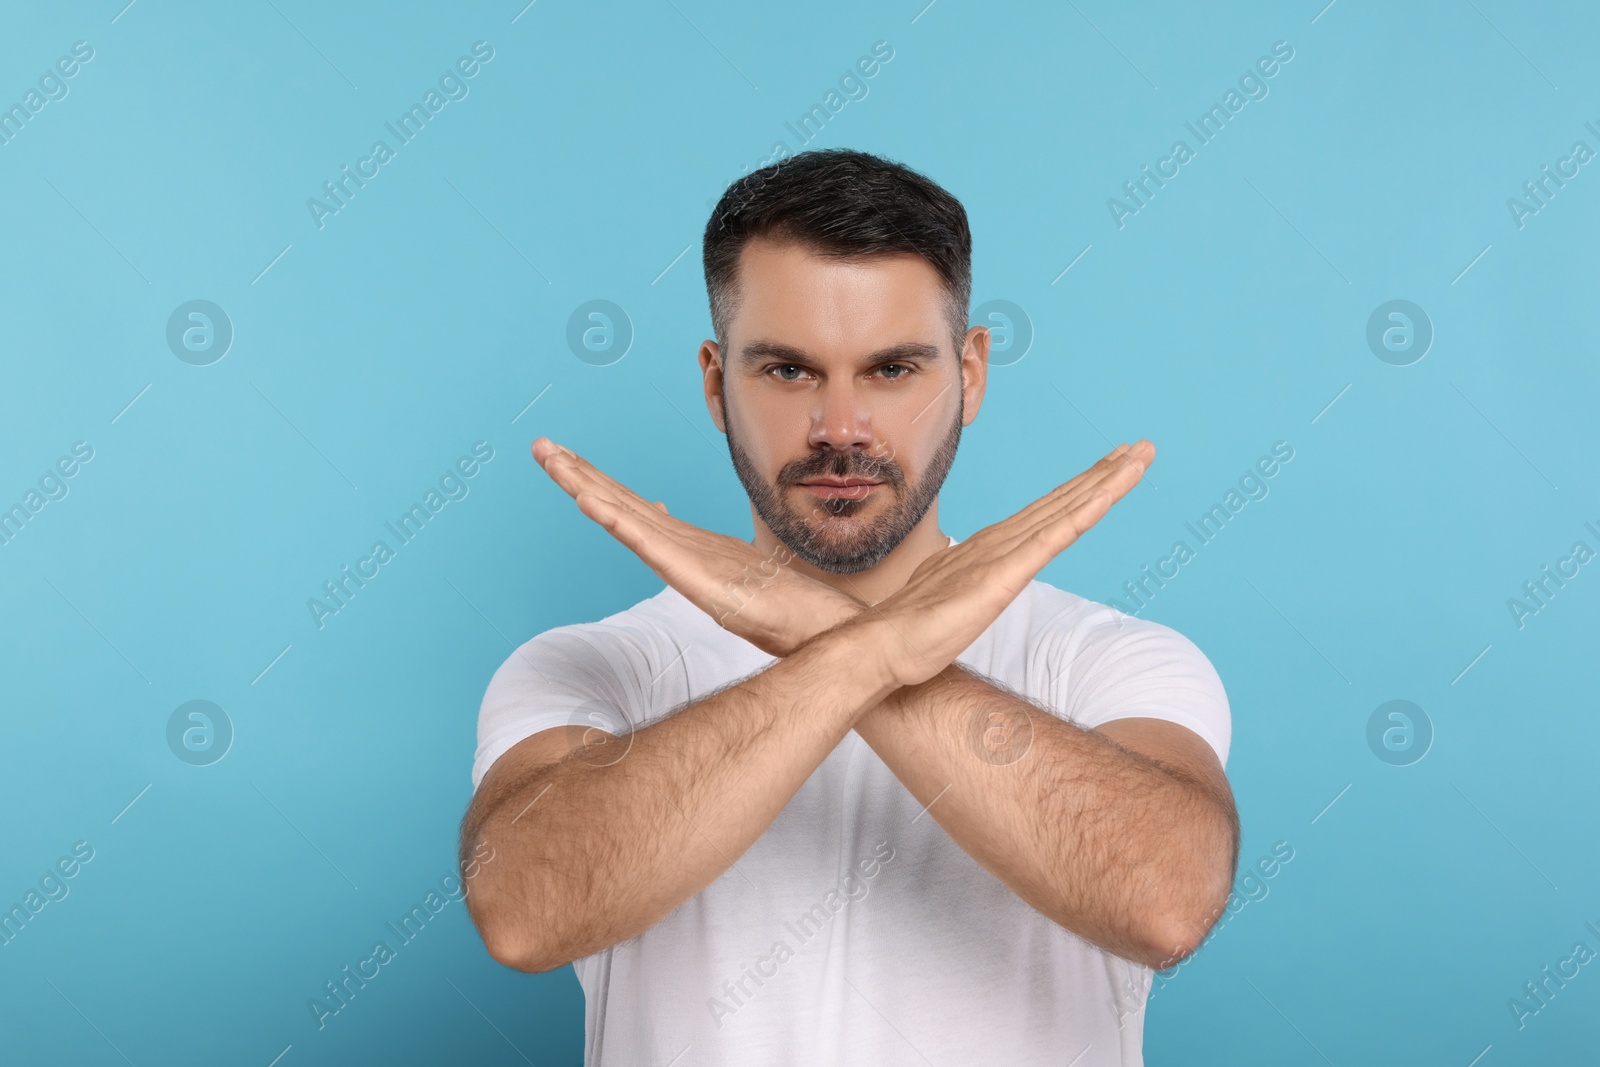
[470,625,649,794]
[1039,607,1232,767]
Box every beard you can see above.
[724,392,963,575]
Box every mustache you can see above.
[778,448,905,489]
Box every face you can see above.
[700,237,987,574]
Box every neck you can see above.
[749,502,949,606]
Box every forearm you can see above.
[853,666,1236,968]
[465,620,898,972]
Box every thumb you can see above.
[654,501,669,515]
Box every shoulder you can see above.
[1020,579,1211,661]
[1017,580,1232,765]
[486,585,698,688]
[474,586,700,783]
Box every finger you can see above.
[1019,445,1149,551]
[537,447,691,555]
[546,453,730,586]
[970,441,1138,544]
[1034,489,1117,554]
[965,441,1147,557]
[1030,442,1149,534]
[541,447,659,522]
[531,437,575,469]
[984,445,1149,568]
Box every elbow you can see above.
[1143,806,1238,969]
[469,890,565,974]
[479,918,566,974]
[482,928,539,973]
[1140,915,1204,971]
[1141,881,1233,971]
[493,944,563,975]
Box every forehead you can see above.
[727,237,948,357]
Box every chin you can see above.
[787,543,892,576]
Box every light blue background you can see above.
[1,0,1596,1064]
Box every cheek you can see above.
[731,387,809,464]
[890,391,960,467]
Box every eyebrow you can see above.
[734,340,944,368]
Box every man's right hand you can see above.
[531,437,862,658]
[842,440,1154,689]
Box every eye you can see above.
[769,364,810,381]
[876,363,911,380]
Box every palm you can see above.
[866,440,1154,688]
[531,438,857,655]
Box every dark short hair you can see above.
[702,148,972,358]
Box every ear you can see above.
[958,324,990,427]
[699,341,728,434]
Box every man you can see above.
[460,148,1238,1066]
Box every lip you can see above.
[797,479,881,501]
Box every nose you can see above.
[806,376,874,452]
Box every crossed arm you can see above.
[854,663,1237,968]
[461,439,1238,972]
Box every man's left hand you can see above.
[532,437,860,657]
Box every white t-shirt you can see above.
[471,545,1231,1067]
